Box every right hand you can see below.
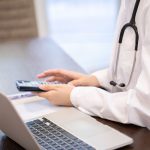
[69,75,100,87]
[37,69,100,87]
[37,69,86,83]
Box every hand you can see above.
[34,84,74,106]
[69,75,100,87]
[37,69,86,83]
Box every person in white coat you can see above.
[36,0,150,130]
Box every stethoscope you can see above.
[110,0,140,89]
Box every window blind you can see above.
[0,0,38,41]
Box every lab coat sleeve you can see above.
[70,84,150,129]
[70,7,150,129]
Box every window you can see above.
[46,0,120,73]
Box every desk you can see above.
[0,38,150,150]
[0,38,83,95]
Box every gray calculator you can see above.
[16,80,59,92]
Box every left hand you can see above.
[34,84,74,106]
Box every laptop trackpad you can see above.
[62,118,110,139]
[44,108,133,149]
[45,108,110,139]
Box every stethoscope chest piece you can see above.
[110,81,125,88]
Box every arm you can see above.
[71,86,150,129]
[70,7,150,129]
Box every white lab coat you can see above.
[70,0,150,129]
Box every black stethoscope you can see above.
[110,0,140,89]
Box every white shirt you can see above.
[70,0,150,129]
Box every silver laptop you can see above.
[0,93,133,150]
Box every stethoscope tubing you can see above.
[110,0,140,89]
[119,23,139,51]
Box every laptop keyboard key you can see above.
[26,118,95,150]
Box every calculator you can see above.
[16,80,60,92]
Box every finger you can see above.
[46,76,67,83]
[36,91,50,99]
[37,69,58,78]
[69,79,83,86]
[67,82,75,88]
[43,69,82,79]
[44,69,64,76]
[39,85,57,91]
[37,72,48,78]
[37,74,44,78]
[67,82,74,86]
[37,69,85,81]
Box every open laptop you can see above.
[0,93,133,150]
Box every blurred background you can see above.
[0,0,120,73]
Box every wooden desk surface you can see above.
[0,38,150,150]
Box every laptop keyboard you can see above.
[26,118,95,150]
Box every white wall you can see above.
[33,0,48,37]
[46,0,119,73]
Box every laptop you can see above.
[0,93,133,150]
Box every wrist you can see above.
[90,75,101,87]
